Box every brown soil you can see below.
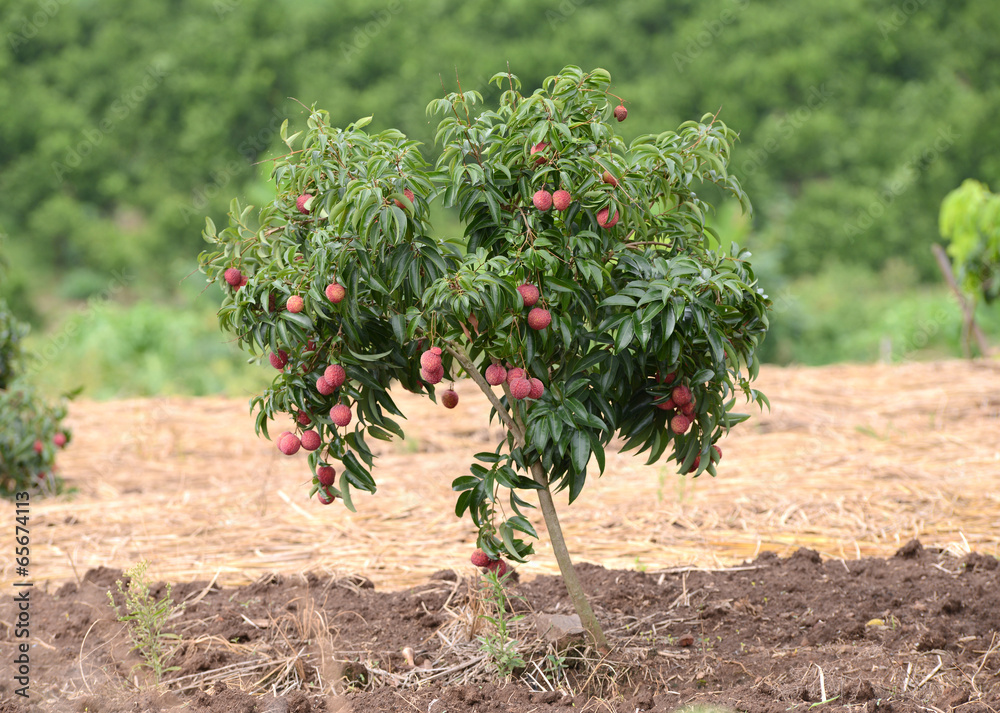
[2,543,999,712]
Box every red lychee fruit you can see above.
[394,188,415,209]
[421,363,445,384]
[659,371,676,384]
[530,141,548,164]
[306,339,316,351]
[517,283,540,308]
[486,559,510,578]
[681,401,696,417]
[510,377,531,400]
[238,275,249,290]
[324,364,346,389]
[712,444,722,461]
[613,104,628,122]
[506,367,526,383]
[53,432,67,448]
[471,549,490,567]
[485,363,508,386]
[317,466,336,486]
[296,193,314,214]
[670,414,692,435]
[330,404,352,428]
[300,430,321,451]
[224,268,243,287]
[33,440,43,454]
[420,349,442,370]
[552,190,571,211]
[441,389,459,409]
[671,384,693,406]
[527,308,551,330]
[528,378,545,399]
[325,282,346,303]
[533,190,553,212]
[602,170,618,187]
[430,346,443,355]
[656,398,676,411]
[317,487,337,505]
[286,295,304,313]
[596,207,620,228]
[278,433,301,456]
[269,350,289,370]
[316,376,335,395]
[296,411,312,426]
[688,455,701,474]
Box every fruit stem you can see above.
[447,343,609,652]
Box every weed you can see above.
[107,560,181,685]
[476,570,526,681]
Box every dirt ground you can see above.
[1,359,999,711]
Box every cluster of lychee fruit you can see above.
[517,283,551,331]
[471,548,511,578]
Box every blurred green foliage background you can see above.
[1,0,998,398]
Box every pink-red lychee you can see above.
[517,283,540,308]
[238,275,249,290]
[316,376,335,395]
[528,378,545,399]
[613,104,628,122]
[485,363,507,386]
[330,404,352,428]
[533,190,553,212]
[471,549,490,567]
[441,389,459,409]
[602,171,618,187]
[278,433,301,455]
[53,432,67,448]
[300,430,321,451]
[596,207,620,228]
[420,349,442,370]
[671,384,693,406]
[296,411,312,427]
[486,559,510,578]
[506,367,526,383]
[33,440,43,454]
[712,444,722,460]
[296,193,314,214]
[530,141,548,164]
[527,308,551,330]
[552,190,571,211]
[688,455,701,474]
[670,414,692,435]
[269,350,289,370]
[510,377,531,400]
[681,401,696,417]
[658,371,676,384]
[325,282,346,303]
[286,295,304,313]
[394,188,415,209]
[324,364,346,389]
[317,487,337,505]
[421,363,445,384]
[317,465,336,486]
[656,398,676,411]
[224,268,243,287]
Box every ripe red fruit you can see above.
[317,487,337,505]
[713,444,722,460]
[324,364,346,389]
[53,432,67,448]
[441,389,459,409]
[596,207,620,228]
[527,308,551,330]
[269,350,289,370]
[224,268,243,287]
[485,363,507,386]
[471,549,490,567]
[533,190,553,211]
[510,377,531,400]
[552,189,571,211]
[325,282,346,303]
[296,411,312,426]
[528,378,545,399]
[286,295,304,313]
[486,559,510,578]
[517,283,540,308]
[33,440,43,454]
[317,466,336,486]
[430,346,442,355]
[670,414,692,435]
[530,141,548,164]
[421,363,445,384]
[613,104,628,122]
[681,401,696,417]
[330,404,352,428]
[296,193,314,214]
[394,188,415,209]
[656,398,676,411]
[602,170,618,187]
[659,371,676,384]
[671,384,693,406]
[278,433,301,455]
[506,367,526,383]
[238,275,249,290]
[420,349,442,370]
[688,455,701,474]
[316,376,335,395]
[300,430,321,451]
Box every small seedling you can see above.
[476,569,526,681]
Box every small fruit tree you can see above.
[198,66,770,648]
[940,179,1000,305]
[0,255,72,496]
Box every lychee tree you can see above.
[198,66,770,649]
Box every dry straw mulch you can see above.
[7,359,999,591]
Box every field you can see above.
[2,359,999,711]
